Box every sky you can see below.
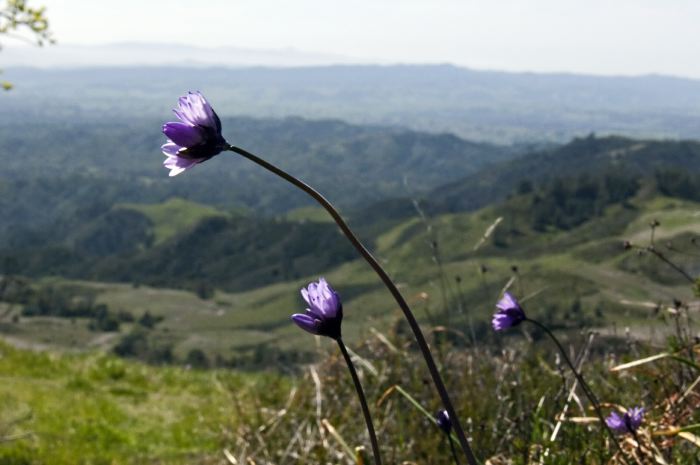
[7,0,700,78]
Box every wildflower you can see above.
[436,409,452,434]
[492,292,526,331]
[291,278,343,339]
[161,91,228,176]
[605,407,644,434]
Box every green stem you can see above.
[337,338,382,465]
[447,434,461,465]
[526,319,630,465]
[228,145,479,465]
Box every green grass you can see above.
[285,206,335,223]
[0,341,289,464]
[3,329,700,464]
[118,198,226,245]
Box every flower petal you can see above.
[293,279,343,338]
[193,91,217,126]
[605,412,627,434]
[163,155,197,177]
[163,122,205,148]
[301,287,310,306]
[291,313,320,336]
[176,91,217,129]
[173,108,196,126]
[161,141,181,157]
[627,407,644,430]
[492,313,510,331]
[496,292,518,311]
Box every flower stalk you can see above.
[227,144,479,465]
[337,338,383,465]
[525,318,631,465]
[291,279,382,465]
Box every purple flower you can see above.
[492,292,526,331]
[291,278,343,339]
[435,409,452,434]
[161,91,228,176]
[606,407,644,434]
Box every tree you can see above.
[0,0,53,90]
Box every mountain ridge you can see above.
[4,64,700,142]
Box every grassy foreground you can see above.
[0,341,290,464]
[2,319,700,464]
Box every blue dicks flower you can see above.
[435,409,452,434]
[161,91,228,176]
[291,278,343,339]
[605,407,644,434]
[492,292,526,331]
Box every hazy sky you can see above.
[12,0,700,77]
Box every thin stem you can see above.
[647,247,695,284]
[228,146,479,465]
[337,338,382,465]
[447,435,461,465]
[630,428,644,458]
[526,319,630,465]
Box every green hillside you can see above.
[119,198,226,245]
[2,188,697,365]
[427,135,700,214]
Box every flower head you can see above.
[492,292,526,331]
[435,409,452,434]
[605,407,644,434]
[291,278,343,339]
[161,91,228,176]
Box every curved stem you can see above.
[337,339,382,465]
[526,319,630,465]
[228,145,479,465]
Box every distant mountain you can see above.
[3,65,700,142]
[345,135,700,237]
[428,135,700,214]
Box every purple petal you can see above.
[496,292,519,311]
[301,287,311,306]
[161,141,182,156]
[318,278,334,301]
[163,122,205,148]
[492,313,511,331]
[291,313,320,336]
[627,407,644,430]
[193,91,217,125]
[605,412,627,434]
[294,279,342,338]
[163,155,197,177]
[173,108,195,126]
[176,91,217,129]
